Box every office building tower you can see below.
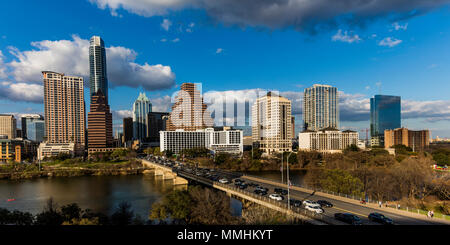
[89,36,108,103]
[147,112,169,143]
[252,92,292,154]
[21,114,45,142]
[0,114,16,139]
[303,84,339,131]
[384,128,429,151]
[133,92,152,141]
[298,128,359,153]
[87,91,113,149]
[370,95,401,146]
[42,71,86,149]
[122,117,133,145]
[167,83,214,131]
[291,115,296,139]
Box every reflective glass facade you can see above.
[132,93,152,141]
[370,95,401,144]
[89,36,108,103]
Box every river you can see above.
[0,170,307,219]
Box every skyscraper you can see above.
[384,128,429,151]
[303,84,339,131]
[89,36,108,103]
[167,83,213,131]
[87,91,113,149]
[21,114,45,142]
[42,71,86,147]
[132,92,152,141]
[0,114,16,139]
[252,92,292,154]
[370,95,401,146]
[147,112,169,143]
[122,117,133,145]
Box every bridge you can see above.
[141,160,188,185]
[141,159,450,225]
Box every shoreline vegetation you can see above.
[0,148,143,180]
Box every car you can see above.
[269,194,284,201]
[234,179,244,183]
[238,183,248,189]
[303,200,321,208]
[368,213,394,225]
[219,178,229,184]
[256,186,268,192]
[334,213,362,225]
[317,200,333,208]
[290,199,302,207]
[305,205,324,214]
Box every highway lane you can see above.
[141,156,447,225]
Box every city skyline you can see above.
[0,1,449,137]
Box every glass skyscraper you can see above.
[132,92,152,141]
[303,84,339,131]
[89,36,108,103]
[22,114,45,142]
[370,95,401,146]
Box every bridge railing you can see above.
[214,182,337,225]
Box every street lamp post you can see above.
[287,152,292,211]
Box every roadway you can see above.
[140,155,448,225]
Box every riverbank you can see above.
[0,160,145,180]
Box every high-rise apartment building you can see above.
[252,92,292,154]
[303,84,339,131]
[89,36,108,103]
[21,114,45,142]
[87,91,113,148]
[42,71,86,148]
[384,128,429,151]
[370,95,401,147]
[0,114,16,139]
[132,92,152,141]
[167,83,213,131]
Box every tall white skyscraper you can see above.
[303,84,339,131]
[252,92,292,154]
[89,36,108,103]
[132,92,152,141]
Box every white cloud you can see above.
[0,82,43,103]
[5,35,175,92]
[161,19,172,31]
[215,48,223,54]
[378,37,402,47]
[112,109,132,120]
[160,38,167,42]
[392,22,408,31]
[171,38,180,43]
[151,95,172,112]
[0,51,8,79]
[332,30,361,43]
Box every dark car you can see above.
[290,199,302,207]
[253,189,267,196]
[368,213,394,225]
[274,188,288,195]
[317,200,333,208]
[248,182,258,187]
[239,183,248,189]
[234,179,244,183]
[334,213,362,225]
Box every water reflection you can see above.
[0,175,175,218]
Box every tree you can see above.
[60,203,81,222]
[319,169,364,197]
[344,144,360,153]
[35,198,64,225]
[189,186,236,225]
[111,202,134,225]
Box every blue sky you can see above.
[0,0,450,137]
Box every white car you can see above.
[219,178,229,184]
[269,194,284,201]
[303,200,321,208]
[305,205,324,214]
